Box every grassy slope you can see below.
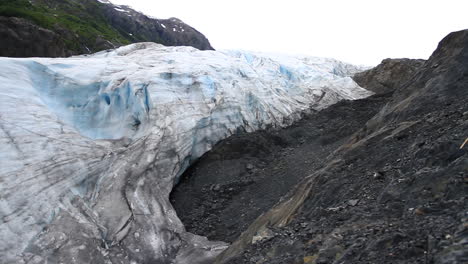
[0,0,130,52]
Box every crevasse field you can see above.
[0,43,372,263]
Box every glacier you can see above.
[0,43,372,264]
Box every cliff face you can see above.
[0,16,71,57]
[352,58,425,94]
[0,0,213,57]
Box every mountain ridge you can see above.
[0,0,213,57]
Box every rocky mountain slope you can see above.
[0,0,213,57]
[352,58,425,94]
[171,30,468,264]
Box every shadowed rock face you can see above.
[0,17,71,57]
[211,30,468,264]
[0,0,213,57]
[353,58,425,94]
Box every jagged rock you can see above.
[353,58,425,94]
[348,199,360,206]
[251,228,275,244]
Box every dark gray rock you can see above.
[212,29,468,264]
[0,16,70,57]
[97,8,214,51]
[353,58,425,94]
[170,92,391,243]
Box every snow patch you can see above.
[114,7,129,13]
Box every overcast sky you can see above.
[110,0,467,65]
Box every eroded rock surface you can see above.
[353,58,425,94]
[215,30,468,264]
[0,16,70,57]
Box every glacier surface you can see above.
[0,43,372,263]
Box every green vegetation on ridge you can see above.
[0,0,130,52]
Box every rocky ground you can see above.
[171,30,468,264]
[171,92,392,243]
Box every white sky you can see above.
[110,0,467,65]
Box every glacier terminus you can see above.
[0,43,372,264]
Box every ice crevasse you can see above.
[0,43,372,263]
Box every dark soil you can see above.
[223,100,467,264]
[170,93,392,243]
[215,30,468,264]
[172,30,468,264]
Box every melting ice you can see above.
[0,43,372,263]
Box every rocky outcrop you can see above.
[0,16,70,57]
[0,0,213,57]
[353,58,425,94]
[100,10,214,51]
[211,30,468,263]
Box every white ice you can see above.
[0,43,371,263]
